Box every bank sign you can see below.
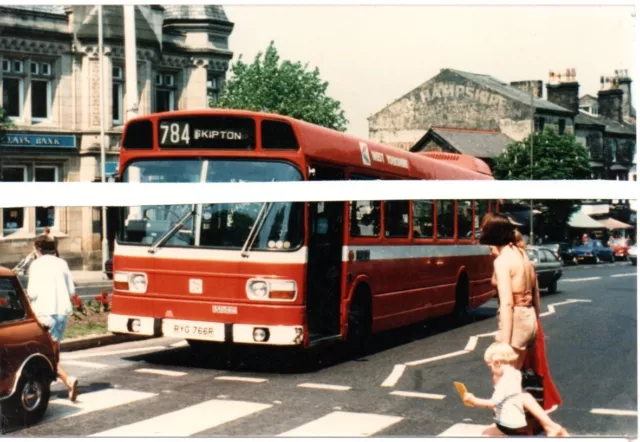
[0,133,77,149]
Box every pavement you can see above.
[7,261,637,437]
[71,270,111,287]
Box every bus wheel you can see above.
[453,275,470,323]
[347,286,372,353]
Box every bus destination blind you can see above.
[158,117,255,150]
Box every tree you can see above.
[493,128,592,241]
[214,41,348,131]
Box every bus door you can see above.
[306,165,344,340]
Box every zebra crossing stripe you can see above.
[277,411,403,437]
[89,399,272,437]
[45,388,157,422]
[437,423,487,436]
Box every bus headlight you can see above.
[114,271,148,293]
[246,279,297,301]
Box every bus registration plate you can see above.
[162,319,222,341]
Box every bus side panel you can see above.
[346,252,494,333]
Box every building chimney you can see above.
[510,80,543,98]
[546,68,579,114]
[598,87,624,123]
[615,69,633,121]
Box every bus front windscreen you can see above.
[118,159,304,252]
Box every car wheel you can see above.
[3,368,51,427]
[610,254,616,263]
[547,280,558,294]
[572,257,578,265]
[594,255,600,264]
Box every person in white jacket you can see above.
[26,235,79,402]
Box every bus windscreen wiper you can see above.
[148,209,196,254]
[241,202,273,258]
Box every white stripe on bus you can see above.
[115,243,490,264]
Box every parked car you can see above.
[608,238,631,261]
[541,242,578,265]
[574,239,615,264]
[628,243,637,266]
[0,266,58,430]
[526,246,564,294]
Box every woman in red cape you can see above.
[523,317,563,412]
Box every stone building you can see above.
[0,5,234,269]
[368,68,636,182]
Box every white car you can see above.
[628,243,637,266]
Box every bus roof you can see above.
[125,109,494,181]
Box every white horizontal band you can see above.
[0,180,635,208]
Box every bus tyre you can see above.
[453,276,469,322]
[347,287,372,353]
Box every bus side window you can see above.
[412,200,434,239]
[350,201,380,237]
[436,200,455,239]
[475,200,490,238]
[458,200,473,239]
[385,200,409,238]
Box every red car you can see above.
[0,266,59,430]
[609,238,631,261]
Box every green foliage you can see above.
[493,128,591,181]
[0,107,14,144]
[494,129,592,241]
[214,41,348,131]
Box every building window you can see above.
[1,165,61,238]
[207,71,221,106]
[2,58,25,119]
[30,61,53,122]
[534,117,545,132]
[34,166,58,232]
[611,140,618,164]
[1,166,28,236]
[155,72,175,113]
[558,119,566,135]
[112,66,124,125]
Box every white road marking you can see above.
[405,349,470,367]
[297,383,351,391]
[277,411,403,437]
[170,340,189,348]
[215,376,267,383]
[90,399,271,436]
[390,390,445,400]
[539,305,556,317]
[135,368,187,377]
[437,423,487,436]
[591,408,639,416]
[62,345,168,360]
[562,277,601,282]
[62,360,109,369]
[381,364,406,387]
[46,388,156,422]
[464,336,478,351]
[611,273,637,278]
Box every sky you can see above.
[224,5,636,139]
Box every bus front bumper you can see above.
[107,313,304,346]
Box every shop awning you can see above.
[599,217,634,230]
[568,211,604,229]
